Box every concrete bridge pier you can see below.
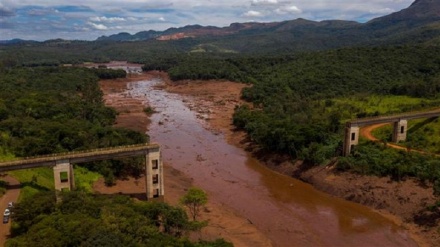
[145,149,164,200]
[343,123,360,156]
[392,119,408,143]
[53,159,75,192]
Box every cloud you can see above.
[90,16,126,22]
[275,5,302,14]
[88,22,108,30]
[251,0,279,6]
[370,8,394,14]
[243,10,264,17]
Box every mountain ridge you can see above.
[2,0,439,53]
[97,0,439,42]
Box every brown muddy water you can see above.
[126,78,418,247]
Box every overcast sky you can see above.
[0,0,414,41]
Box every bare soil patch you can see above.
[99,73,161,133]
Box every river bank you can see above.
[98,71,436,247]
[161,74,438,247]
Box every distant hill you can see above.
[97,30,162,41]
[361,0,440,46]
[96,0,440,51]
[0,39,37,45]
[96,19,363,43]
[2,0,439,56]
[369,0,440,23]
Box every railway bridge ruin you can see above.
[343,109,440,156]
[0,143,164,200]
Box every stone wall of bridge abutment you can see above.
[343,110,440,156]
[0,143,164,200]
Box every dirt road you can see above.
[0,175,20,246]
[360,123,425,152]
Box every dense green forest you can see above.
[0,39,194,66]
[0,39,440,246]
[0,66,145,179]
[3,42,440,191]
[0,65,231,246]
[140,45,440,193]
[6,191,230,247]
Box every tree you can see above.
[180,187,208,221]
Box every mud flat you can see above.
[99,71,431,247]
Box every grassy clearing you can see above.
[327,94,440,121]
[370,124,393,142]
[406,118,440,153]
[9,166,102,201]
[74,166,102,193]
[10,167,54,201]
[369,118,440,153]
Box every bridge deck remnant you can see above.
[0,143,164,200]
[343,109,440,156]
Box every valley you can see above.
[1,0,440,246]
[98,71,436,246]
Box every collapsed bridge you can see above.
[343,109,440,156]
[0,143,164,200]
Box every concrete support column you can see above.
[145,147,164,200]
[53,159,75,192]
[343,123,360,156]
[392,119,408,143]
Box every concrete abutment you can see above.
[145,149,165,200]
[392,119,408,143]
[343,124,359,156]
[53,159,75,192]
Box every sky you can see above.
[0,0,414,41]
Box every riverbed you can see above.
[122,76,419,247]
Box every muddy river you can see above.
[127,78,417,247]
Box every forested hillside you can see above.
[2,0,440,66]
[0,66,146,179]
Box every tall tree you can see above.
[180,187,208,221]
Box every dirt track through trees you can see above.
[0,175,20,245]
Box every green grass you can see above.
[406,118,440,153]
[369,118,440,153]
[9,166,102,201]
[10,167,54,201]
[327,94,440,121]
[370,123,393,142]
[0,152,14,197]
[74,166,102,193]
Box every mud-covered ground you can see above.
[98,72,273,247]
[163,75,439,247]
[99,71,439,247]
